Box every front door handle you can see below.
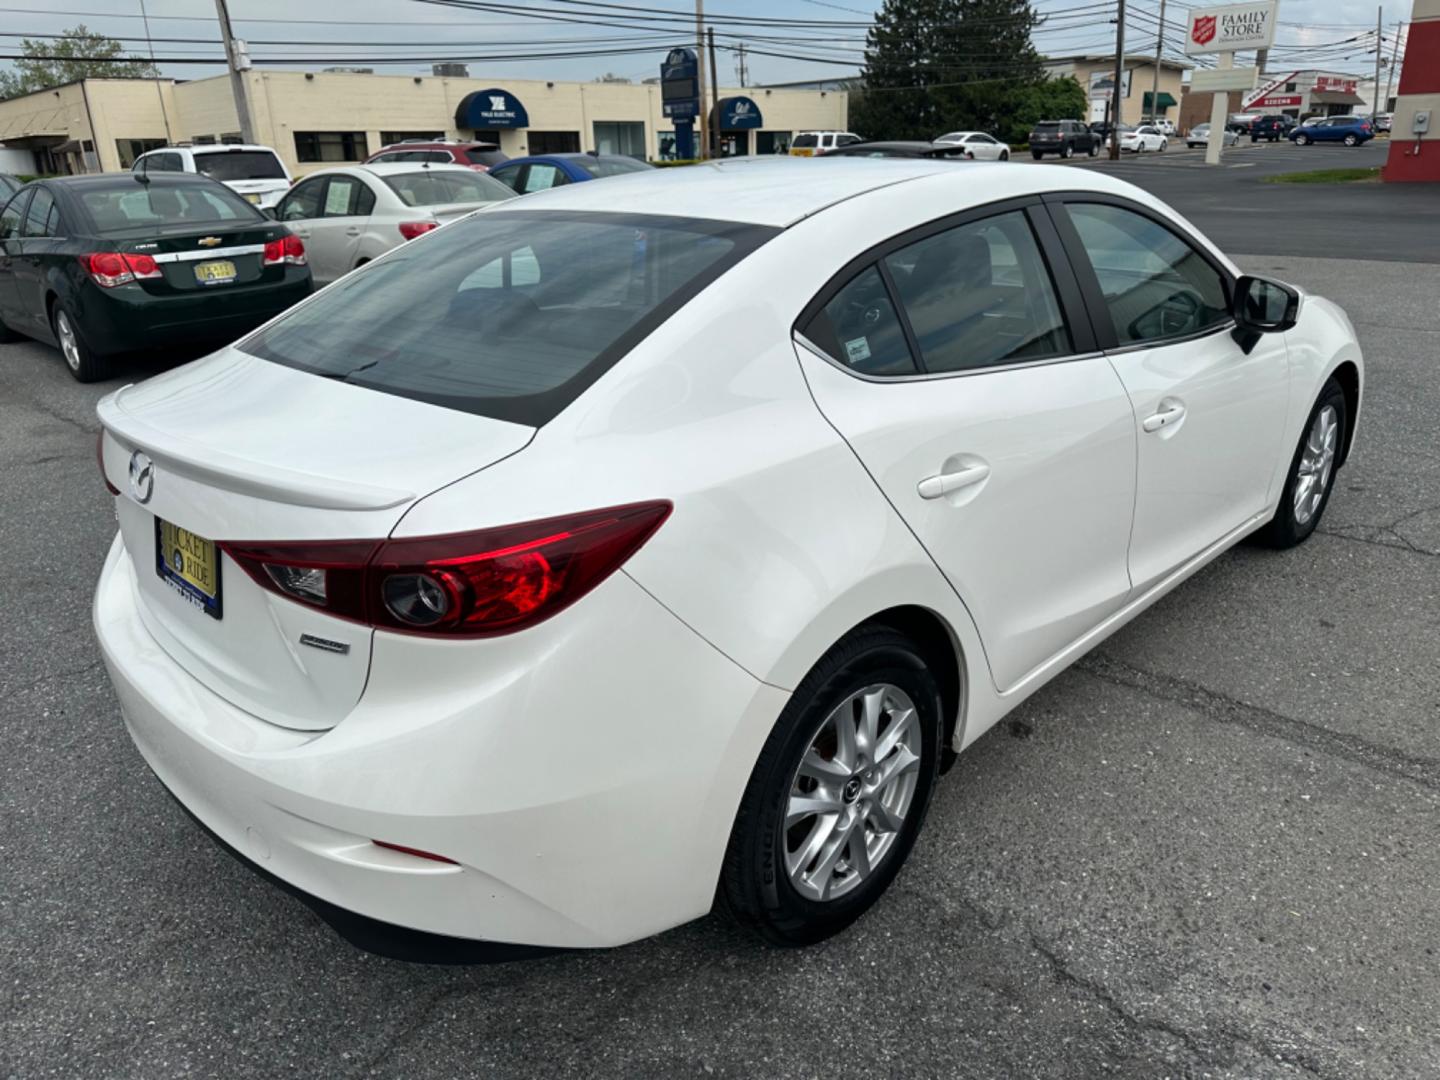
[918,462,990,500]
[1142,401,1186,433]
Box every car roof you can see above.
[484,156,1143,229]
[184,143,281,154]
[343,162,478,176]
[40,172,230,189]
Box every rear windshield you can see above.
[239,210,775,426]
[578,158,652,179]
[194,150,287,181]
[382,170,515,206]
[80,183,265,233]
[792,134,818,148]
[464,149,508,166]
[1034,122,1061,131]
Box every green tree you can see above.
[1002,74,1087,143]
[0,25,160,100]
[852,0,1057,141]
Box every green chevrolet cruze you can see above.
[0,172,312,381]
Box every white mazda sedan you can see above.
[95,158,1362,955]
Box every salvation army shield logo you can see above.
[1192,15,1217,45]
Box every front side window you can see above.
[1065,202,1229,345]
[278,178,326,220]
[239,211,773,425]
[0,191,28,241]
[803,266,917,377]
[884,211,1071,373]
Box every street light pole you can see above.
[1110,0,1126,159]
[213,0,254,144]
[1149,0,1166,123]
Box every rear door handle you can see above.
[918,462,990,500]
[1142,402,1186,433]
[345,226,361,236]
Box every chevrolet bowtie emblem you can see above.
[198,236,222,247]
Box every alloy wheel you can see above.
[783,683,923,903]
[55,311,81,373]
[1293,404,1339,526]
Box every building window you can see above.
[593,121,645,159]
[527,130,580,154]
[755,131,792,155]
[220,132,243,144]
[472,128,502,146]
[116,137,167,168]
[293,131,369,163]
[192,134,217,145]
[1285,82,1297,92]
[381,131,444,146]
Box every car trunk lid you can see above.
[97,346,535,731]
[110,223,284,294]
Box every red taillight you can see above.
[79,251,162,288]
[219,501,672,637]
[97,431,119,496]
[398,221,439,241]
[263,234,306,266]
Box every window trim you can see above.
[1040,191,1236,354]
[278,176,331,221]
[792,194,1100,383]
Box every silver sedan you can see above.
[1186,124,1240,148]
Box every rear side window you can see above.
[1064,202,1229,344]
[382,170,514,206]
[239,211,775,425]
[804,266,917,376]
[79,183,264,233]
[792,134,818,149]
[194,150,287,181]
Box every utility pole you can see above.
[708,26,720,157]
[1110,0,1125,158]
[1148,0,1165,123]
[1382,21,1402,116]
[213,0,254,143]
[694,0,709,159]
[736,42,748,87]
[1371,5,1383,125]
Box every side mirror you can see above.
[1233,274,1299,333]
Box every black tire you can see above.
[719,626,943,946]
[1031,150,1044,160]
[1343,133,1358,147]
[51,302,110,383]
[999,149,1009,161]
[1089,141,1099,156]
[1255,378,1348,549]
[1296,133,1310,146]
[1062,142,1074,159]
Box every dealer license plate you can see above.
[193,259,237,285]
[155,518,223,619]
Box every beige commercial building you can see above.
[0,69,849,177]
[1042,54,1192,127]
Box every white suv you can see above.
[791,131,862,157]
[131,144,292,209]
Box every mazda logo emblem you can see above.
[129,451,155,504]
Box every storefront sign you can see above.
[1254,93,1303,108]
[715,95,763,129]
[1185,1,1278,55]
[453,89,530,129]
[1088,68,1131,99]
[1191,66,1260,93]
[1313,75,1357,93]
[661,48,700,121]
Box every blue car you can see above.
[1291,116,1374,146]
[487,152,653,194]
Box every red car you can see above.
[364,140,508,172]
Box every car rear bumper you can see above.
[94,532,787,952]
[76,272,311,355]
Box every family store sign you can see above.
[1184,1,1278,55]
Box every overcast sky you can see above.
[0,0,1412,89]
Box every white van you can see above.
[131,144,292,209]
[790,131,862,157]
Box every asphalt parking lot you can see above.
[3,162,1439,1079]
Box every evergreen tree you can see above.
[0,26,160,100]
[852,0,1058,141]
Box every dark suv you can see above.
[364,140,508,171]
[1029,120,1101,160]
[1249,115,1289,142]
